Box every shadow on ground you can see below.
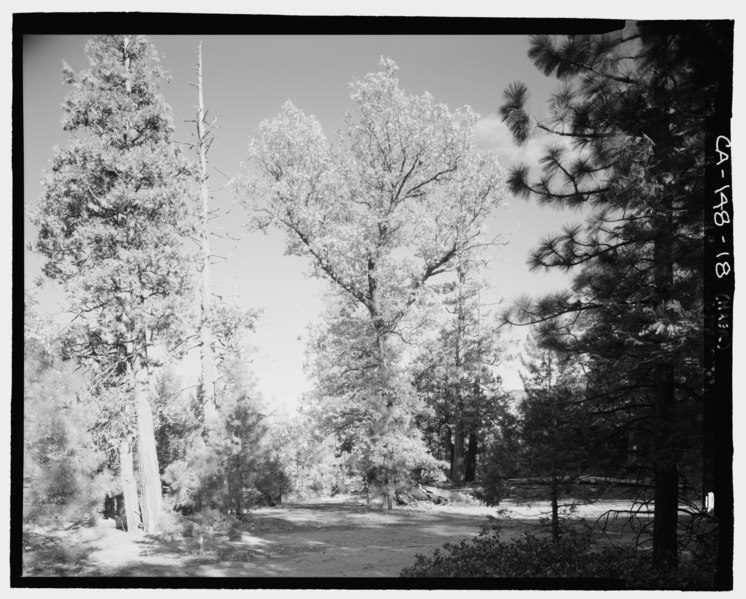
[22,499,555,577]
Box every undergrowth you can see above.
[400,523,718,589]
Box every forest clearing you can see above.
[18,19,732,589]
[23,492,644,578]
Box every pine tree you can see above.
[518,338,591,543]
[33,35,196,532]
[411,255,505,486]
[500,23,728,569]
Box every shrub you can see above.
[154,505,192,540]
[400,524,717,589]
[23,353,112,527]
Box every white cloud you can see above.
[476,113,583,188]
[475,113,545,171]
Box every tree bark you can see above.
[627,429,638,467]
[234,456,243,514]
[444,425,454,477]
[651,198,679,571]
[377,331,395,511]
[652,364,679,570]
[465,431,478,482]
[134,359,162,533]
[369,273,397,510]
[119,440,140,533]
[452,416,465,487]
[451,261,466,487]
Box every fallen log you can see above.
[505,476,649,487]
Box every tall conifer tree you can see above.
[500,22,729,569]
[33,35,196,532]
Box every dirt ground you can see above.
[22,494,639,578]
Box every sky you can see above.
[18,30,660,409]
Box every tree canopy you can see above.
[243,57,506,504]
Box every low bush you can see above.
[155,506,192,540]
[23,352,114,529]
[22,541,96,576]
[400,524,717,589]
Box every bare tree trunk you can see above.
[627,429,638,467]
[452,416,465,487]
[444,425,454,477]
[465,431,478,483]
[384,470,393,510]
[653,365,678,570]
[550,473,560,544]
[234,456,243,515]
[651,202,679,571]
[195,41,218,423]
[451,261,466,487]
[369,271,394,509]
[119,440,140,533]
[376,333,393,511]
[134,359,162,533]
